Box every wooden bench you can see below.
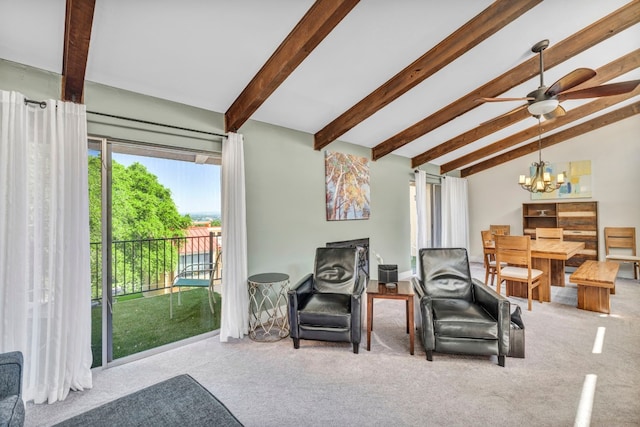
[569,261,619,314]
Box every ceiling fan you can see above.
[481,39,640,120]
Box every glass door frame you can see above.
[88,136,113,367]
[89,135,222,368]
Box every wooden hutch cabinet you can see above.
[522,201,598,267]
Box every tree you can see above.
[88,158,192,296]
[111,162,190,240]
[325,152,370,220]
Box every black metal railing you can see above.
[90,231,221,301]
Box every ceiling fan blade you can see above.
[557,80,640,101]
[477,97,534,103]
[479,104,528,126]
[546,68,597,97]
[542,105,566,121]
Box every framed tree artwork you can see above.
[325,151,370,221]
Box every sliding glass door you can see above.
[89,137,222,368]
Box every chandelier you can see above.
[519,119,565,193]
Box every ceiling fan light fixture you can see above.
[518,118,564,194]
[527,99,559,116]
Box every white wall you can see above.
[467,115,640,277]
[240,119,412,283]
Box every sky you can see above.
[112,153,221,215]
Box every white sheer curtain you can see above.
[415,170,429,273]
[441,176,470,250]
[220,132,249,342]
[0,91,93,404]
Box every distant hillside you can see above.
[188,212,221,224]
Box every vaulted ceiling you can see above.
[1,0,638,176]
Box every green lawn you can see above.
[91,288,221,368]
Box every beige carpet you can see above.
[26,263,640,426]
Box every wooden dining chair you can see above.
[536,228,565,286]
[481,230,504,288]
[536,228,563,240]
[490,224,510,236]
[495,235,544,311]
[604,227,640,280]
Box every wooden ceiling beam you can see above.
[411,107,530,169]
[419,49,640,171]
[373,1,640,161]
[313,0,541,151]
[224,0,359,133]
[61,0,95,103]
[459,101,640,177]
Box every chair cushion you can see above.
[432,299,498,340]
[298,293,351,328]
[488,260,507,267]
[173,278,210,288]
[500,266,543,280]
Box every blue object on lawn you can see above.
[170,251,221,319]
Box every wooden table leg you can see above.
[367,294,373,351]
[577,285,611,314]
[532,257,551,302]
[506,280,527,298]
[408,295,414,355]
[405,299,409,333]
[550,259,566,287]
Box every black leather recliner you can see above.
[411,248,510,366]
[288,247,365,353]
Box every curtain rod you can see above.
[87,111,227,138]
[24,98,47,109]
[414,169,444,179]
[22,100,226,139]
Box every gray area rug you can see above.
[52,374,242,427]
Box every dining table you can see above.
[487,239,585,302]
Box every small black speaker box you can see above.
[378,264,398,283]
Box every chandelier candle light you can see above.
[519,119,564,193]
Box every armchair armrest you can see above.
[473,279,510,356]
[287,273,314,339]
[348,275,366,344]
[414,281,436,352]
[287,273,314,311]
[472,278,507,318]
[416,295,436,352]
[410,276,425,299]
[353,274,366,296]
[289,273,313,295]
[0,351,23,399]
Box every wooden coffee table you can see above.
[366,280,414,355]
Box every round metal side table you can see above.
[248,272,290,341]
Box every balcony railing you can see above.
[90,232,221,301]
